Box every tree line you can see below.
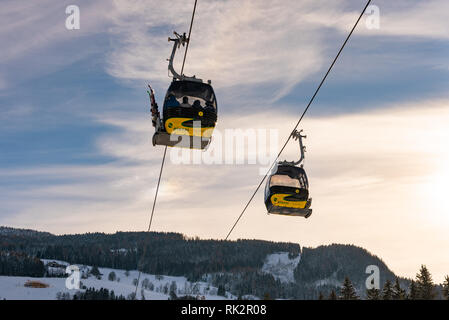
[320,265,449,300]
[0,251,45,277]
[1,229,448,300]
[0,230,300,281]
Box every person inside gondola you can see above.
[192,99,203,111]
[205,101,214,112]
[165,94,180,108]
[180,96,190,108]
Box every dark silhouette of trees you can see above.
[90,266,101,279]
[339,277,358,300]
[0,251,45,277]
[217,284,226,297]
[442,276,449,300]
[366,287,381,300]
[415,265,436,300]
[73,287,125,300]
[108,271,116,281]
[392,278,406,300]
[408,280,418,300]
[382,280,393,300]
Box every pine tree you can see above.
[415,265,436,300]
[442,276,449,300]
[328,289,337,300]
[217,285,226,297]
[339,277,358,300]
[90,266,101,277]
[169,281,177,296]
[408,280,418,300]
[169,290,178,300]
[392,278,406,300]
[108,271,116,281]
[366,288,381,300]
[382,280,394,300]
[127,292,136,300]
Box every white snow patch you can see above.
[314,278,342,287]
[0,259,236,300]
[110,248,131,254]
[313,271,342,288]
[241,294,260,300]
[261,252,300,283]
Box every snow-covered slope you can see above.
[0,259,235,300]
[0,251,303,300]
[261,252,301,283]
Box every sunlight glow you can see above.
[420,160,449,225]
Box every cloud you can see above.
[299,0,449,40]
[359,0,449,39]
[0,0,113,62]
[2,0,447,97]
[0,0,114,89]
[105,0,449,102]
[0,104,34,121]
[106,0,335,101]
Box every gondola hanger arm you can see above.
[167,31,202,83]
[280,130,307,167]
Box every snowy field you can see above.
[0,260,235,300]
[0,252,297,300]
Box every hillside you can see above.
[0,226,405,299]
[0,261,236,300]
[0,226,53,238]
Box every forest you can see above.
[1,226,448,300]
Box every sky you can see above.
[0,0,448,283]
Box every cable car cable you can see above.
[224,0,372,241]
[134,146,167,296]
[181,0,198,77]
[148,146,168,233]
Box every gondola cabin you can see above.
[153,80,217,150]
[264,163,312,218]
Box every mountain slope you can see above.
[0,226,407,299]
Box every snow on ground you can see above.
[313,271,342,287]
[0,259,236,300]
[109,248,132,254]
[261,252,301,283]
[0,251,299,300]
[241,295,260,300]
